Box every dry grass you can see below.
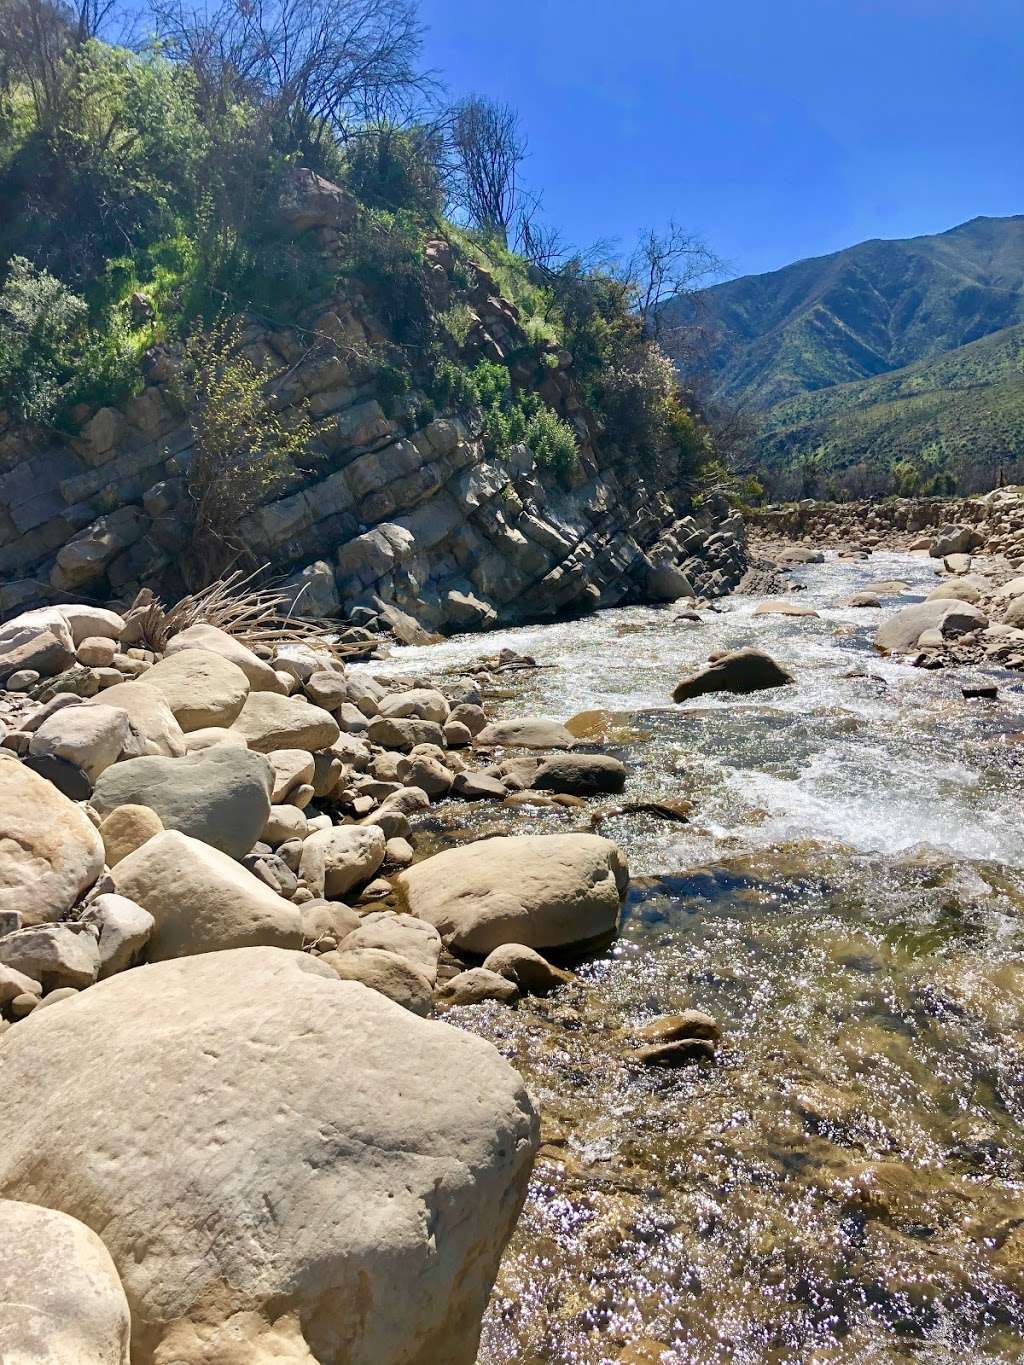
[124,567,367,660]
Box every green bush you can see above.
[0,255,136,422]
[344,124,443,216]
[524,404,578,475]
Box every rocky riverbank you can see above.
[750,487,1024,673]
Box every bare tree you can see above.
[449,94,525,242]
[623,221,721,343]
[149,0,431,160]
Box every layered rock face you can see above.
[0,174,746,632]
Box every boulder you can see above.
[776,547,824,564]
[320,946,433,1016]
[57,605,126,646]
[0,1199,131,1364]
[0,923,100,990]
[672,648,794,701]
[752,601,819,617]
[366,716,446,751]
[482,943,572,994]
[299,899,361,944]
[339,910,442,985]
[0,625,76,683]
[230,691,340,752]
[1006,595,1024,628]
[378,689,451,724]
[0,763,104,926]
[451,770,507,800]
[532,753,626,796]
[0,948,538,1364]
[475,717,577,749]
[929,525,974,557]
[142,648,250,732]
[646,562,696,602]
[396,833,627,955]
[277,165,357,231]
[875,600,989,653]
[181,725,248,753]
[267,748,316,803]
[0,962,42,1005]
[98,804,164,867]
[86,682,185,757]
[449,703,487,736]
[111,830,302,960]
[299,824,387,898]
[397,752,454,798]
[926,580,983,604]
[29,703,131,782]
[304,670,349,710]
[77,635,116,667]
[92,747,272,859]
[80,893,154,977]
[439,968,520,1006]
[262,804,308,846]
[841,592,882,608]
[163,622,286,693]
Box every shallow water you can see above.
[369,552,1024,1363]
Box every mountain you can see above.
[670,215,1024,494]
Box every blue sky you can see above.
[419,0,1024,282]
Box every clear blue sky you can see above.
[419,0,1024,281]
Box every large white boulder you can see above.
[378,688,451,724]
[141,647,251,732]
[299,824,386,898]
[0,1198,131,1364]
[29,703,132,783]
[86,682,186,758]
[875,599,988,652]
[0,763,104,926]
[0,948,539,1364]
[111,830,302,960]
[163,622,287,693]
[396,833,628,955]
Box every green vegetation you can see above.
[0,0,715,500]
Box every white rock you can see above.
[0,1199,130,1363]
[0,948,538,1364]
[0,961,42,1005]
[230,691,340,752]
[299,824,386,898]
[320,946,433,1015]
[163,622,287,693]
[0,923,100,990]
[29,703,131,782]
[86,682,185,757]
[80,893,154,977]
[378,687,451,724]
[0,763,104,926]
[339,910,441,985]
[142,647,251,732]
[111,830,302,960]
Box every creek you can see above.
[370,551,1024,1363]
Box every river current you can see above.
[366,552,1024,1363]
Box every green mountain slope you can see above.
[756,322,1024,494]
[692,215,1024,409]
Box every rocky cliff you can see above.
[0,171,747,633]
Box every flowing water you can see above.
[367,552,1024,1364]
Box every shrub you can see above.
[437,302,475,347]
[524,404,578,475]
[174,317,313,586]
[344,124,444,216]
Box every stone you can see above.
[22,752,94,800]
[0,626,75,683]
[230,691,340,752]
[92,747,272,859]
[672,648,794,701]
[0,763,104,926]
[397,751,453,797]
[475,717,577,749]
[10,991,38,1016]
[320,946,434,1016]
[56,605,125,647]
[0,948,538,1364]
[378,688,451,724]
[142,647,251,732]
[0,1199,131,1364]
[449,703,487,735]
[33,985,79,1010]
[637,1010,721,1044]
[300,899,361,944]
[451,770,512,801]
[532,753,627,796]
[384,835,414,866]
[367,715,446,751]
[86,682,185,757]
[340,910,442,985]
[304,669,349,710]
[646,562,696,601]
[637,1038,716,1066]
[111,830,302,961]
[927,580,983,604]
[277,560,340,618]
[875,600,989,653]
[443,720,473,747]
[262,804,309,846]
[841,592,881,608]
[929,525,974,557]
[81,893,154,977]
[163,622,286,693]
[338,701,370,733]
[77,635,116,667]
[439,967,520,1006]
[181,725,249,753]
[776,546,824,564]
[482,943,571,994]
[243,850,298,899]
[1006,595,1024,628]
[299,824,387,898]
[98,804,164,867]
[5,668,39,691]
[267,748,316,803]
[29,702,131,782]
[0,962,42,1005]
[278,165,357,230]
[396,833,628,955]
[943,552,973,574]
[0,924,100,990]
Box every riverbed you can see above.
[370,552,1024,1363]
